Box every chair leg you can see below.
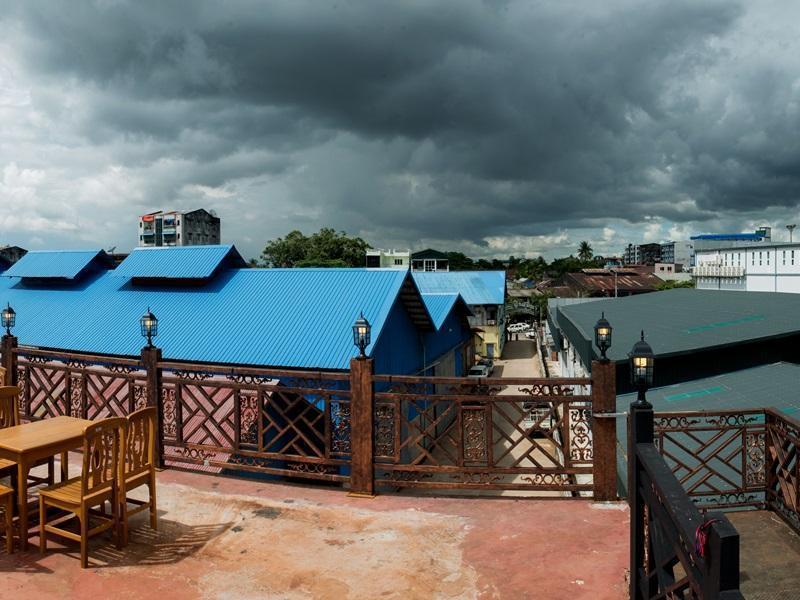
[47,457,55,486]
[38,497,47,555]
[149,473,157,531]
[112,492,122,551]
[4,496,12,555]
[80,507,88,569]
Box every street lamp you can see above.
[352,312,371,358]
[629,330,655,405]
[1,304,15,336]
[594,312,612,361]
[140,308,158,348]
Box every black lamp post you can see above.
[594,312,612,361]
[1,304,15,336]
[629,330,655,405]
[352,312,371,358]
[140,308,158,348]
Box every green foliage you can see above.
[261,228,371,268]
[445,251,475,271]
[655,279,695,290]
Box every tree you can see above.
[578,241,593,262]
[655,279,695,290]
[261,228,370,268]
[445,251,475,271]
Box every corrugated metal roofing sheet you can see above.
[421,294,461,329]
[2,250,108,279]
[413,271,506,305]
[558,288,800,364]
[112,245,247,279]
[0,267,414,370]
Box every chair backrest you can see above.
[124,406,157,479]
[0,386,20,429]
[81,417,126,498]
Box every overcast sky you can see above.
[1,0,800,260]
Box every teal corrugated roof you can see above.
[2,250,109,279]
[413,271,506,305]
[112,245,247,279]
[421,294,462,329]
[0,266,426,370]
[559,289,800,365]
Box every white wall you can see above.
[694,245,800,293]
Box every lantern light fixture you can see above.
[1,304,15,336]
[352,312,371,358]
[594,312,612,361]
[140,308,158,348]
[629,330,655,404]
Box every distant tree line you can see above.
[258,230,604,279]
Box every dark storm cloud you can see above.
[3,0,800,256]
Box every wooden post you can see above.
[1,334,18,386]
[141,345,164,467]
[348,356,375,497]
[628,399,654,600]
[702,511,741,598]
[591,359,617,501]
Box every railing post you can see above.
[348,356,375,497]
[628,399,654,600]
[591,359,617,501]
[702,512,741,598]
[1,334,18,386]
[141,344,164,468]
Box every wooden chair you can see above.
[39,417,125,568]
[0,386,55,488]
[119,407,157,545]
[0,484,12,554]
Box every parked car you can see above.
[468,364,492,378]
[508,322,530,333]
[478,357,494,371]
[525,330,536,339]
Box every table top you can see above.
[0,416,92,455]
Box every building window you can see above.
[767,252,770,266]
[793,251,795,266]
[394,258,403,265]
[759,252,762,266]
[424,259,436,271]
[752,253,755,266]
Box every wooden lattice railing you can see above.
[0,337,621,497]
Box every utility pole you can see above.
[787,224,796,243]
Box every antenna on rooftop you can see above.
[787,224,796,243]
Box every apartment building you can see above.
[365,249,410,269]
[694,242,800,293]
[139,209,220,247]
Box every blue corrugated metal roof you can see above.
[413,271,506,305]
[690,233,765,240]
[2,250,109,279]
[112,245,247,279]
[0,266,431,370]
[421,294,463,329]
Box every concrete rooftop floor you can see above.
[1,465,630,599]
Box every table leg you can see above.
[16,460,28,551]
[60,451,69,482]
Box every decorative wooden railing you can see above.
[765,409,800,533]
[371,374,593,493]
[630,401,743,599]
[0,335,620,498]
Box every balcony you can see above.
[693,265,745,278]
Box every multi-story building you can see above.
[365,249,410,269]
[660,241,694,267]
[139,209,220,247]
[690,227,772,253]
[623,243,661,265]
[692,241,800,292]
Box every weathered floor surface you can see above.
[0,468,629,599]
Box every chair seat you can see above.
[0,458,15,473]
[39,476,84,505]
[0,483,12,498]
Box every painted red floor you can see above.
[1,468,629,599]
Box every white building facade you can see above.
[365,249,410,269]
[694,243,800,293]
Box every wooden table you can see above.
[0,416,92,550]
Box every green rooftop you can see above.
[557,288,800,365]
